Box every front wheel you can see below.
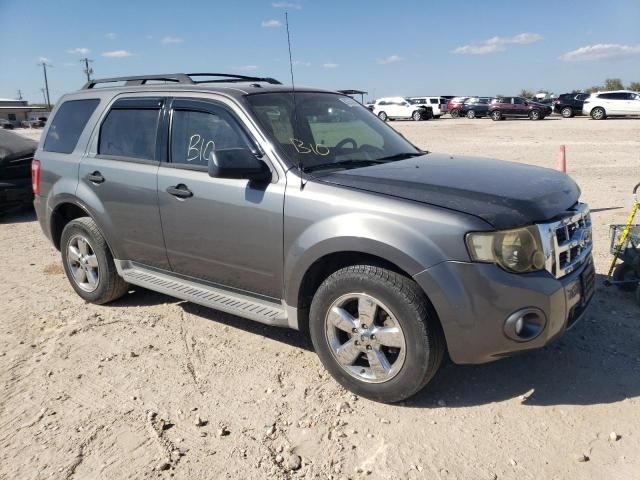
[591,107,606,120]
[613,262,638,292]
[309,266,445,403]
[60,217,129,304]
[450,109,460,118]
[529,109,542,120]
[466,110,476,119]
[377,111,388,122]
[491,110,502,121]
[412,110,422,121]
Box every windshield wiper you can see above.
[374,151,426,162]
[304,159,388,173]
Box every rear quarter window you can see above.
[43,99,100,154]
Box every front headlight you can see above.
[465,226,546,273]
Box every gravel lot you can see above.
[1,116,639,480]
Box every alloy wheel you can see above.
[66,235,100,292]
[324,293,407,384]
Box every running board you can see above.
[115,261,288,327]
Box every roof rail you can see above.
[81,73,282,90]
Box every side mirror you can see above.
[208,148,272,182]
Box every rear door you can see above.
[78,96,169,269]
[156,97,284,298]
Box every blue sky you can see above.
[1,0,639,103]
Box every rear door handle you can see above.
[166,184,193,198]
[87,171,105,184]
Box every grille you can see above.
[540,203,592,279]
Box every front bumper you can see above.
[413,255,595,364]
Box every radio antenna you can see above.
[285,12,304,187]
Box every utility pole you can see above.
[16,89,23,100]
[80,57,94,82]
[40,88,47,106]
[38,60,52,111]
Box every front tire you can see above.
[60,217,129,304]
[529,109,542,120]
[491,110,502,121]
[613,262,638,292]
[412,110,422,121]
[377,111,388,122]
[561,106,573,118]
[466,110,476,119]
[450,109,460,119]
[591,107,606,120]
[309,265,445,403]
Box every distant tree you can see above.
[519,89,534,98]
[603,78,624,91]
[628,81,640,92]
[587,85,603,93]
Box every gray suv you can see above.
[33,73,595,403]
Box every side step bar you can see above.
[114,260,288,328]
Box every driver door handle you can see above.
[166,184,193,199]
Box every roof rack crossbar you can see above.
[81,73,281,90]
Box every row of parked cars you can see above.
[369,90,640,122]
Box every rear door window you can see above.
[99,98,162,160]
[43,99,100,153]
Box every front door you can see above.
[157,98,284,299]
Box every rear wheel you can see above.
[591,107,606,120]
[491,110,502,121]
[309,266,445,403]
[561,106,573,118]
[450,109,460,118]
[466,110,476,119]
[377,111,388,122]
[61,217,129,304]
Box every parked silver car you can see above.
[33,73,594,402]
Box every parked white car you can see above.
[582,90,640,120]
[372,97,432,121]
[408,97,448,118]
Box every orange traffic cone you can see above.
[556,145,566,173]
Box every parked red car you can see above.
[447,97,470,118]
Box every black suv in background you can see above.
[461,97,491,119]
[0,130,36,211]
[554,93,590,118]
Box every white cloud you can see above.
[377,54,403,65]
[237,65,259,71]
[38,56,51,64]
[161,36,184,45]
[67,47,90,55]
[292,60,311,67]
[322,63,338,69]
[105,32,117,40]
[453,32,543,55]
[272,1,301,8]
[102,50,134,58]
[560,43,640,61]
[261,19,282,28]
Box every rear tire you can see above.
[591,107,606,120]
[60,217,129,304]
[309,265,445,403]
[450,109,460,118]
[377,111,388,122]
[491,110,502,121]
[613,263,638,292]
[561,106,573,118]
[466,110,476,119]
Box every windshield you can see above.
[245,92,421,172]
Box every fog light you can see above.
[504,308,546,342]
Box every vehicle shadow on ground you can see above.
[410,274,639,408]
[111,286,314,351]
[0,206,35,224]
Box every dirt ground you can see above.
[1,116,639,480]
